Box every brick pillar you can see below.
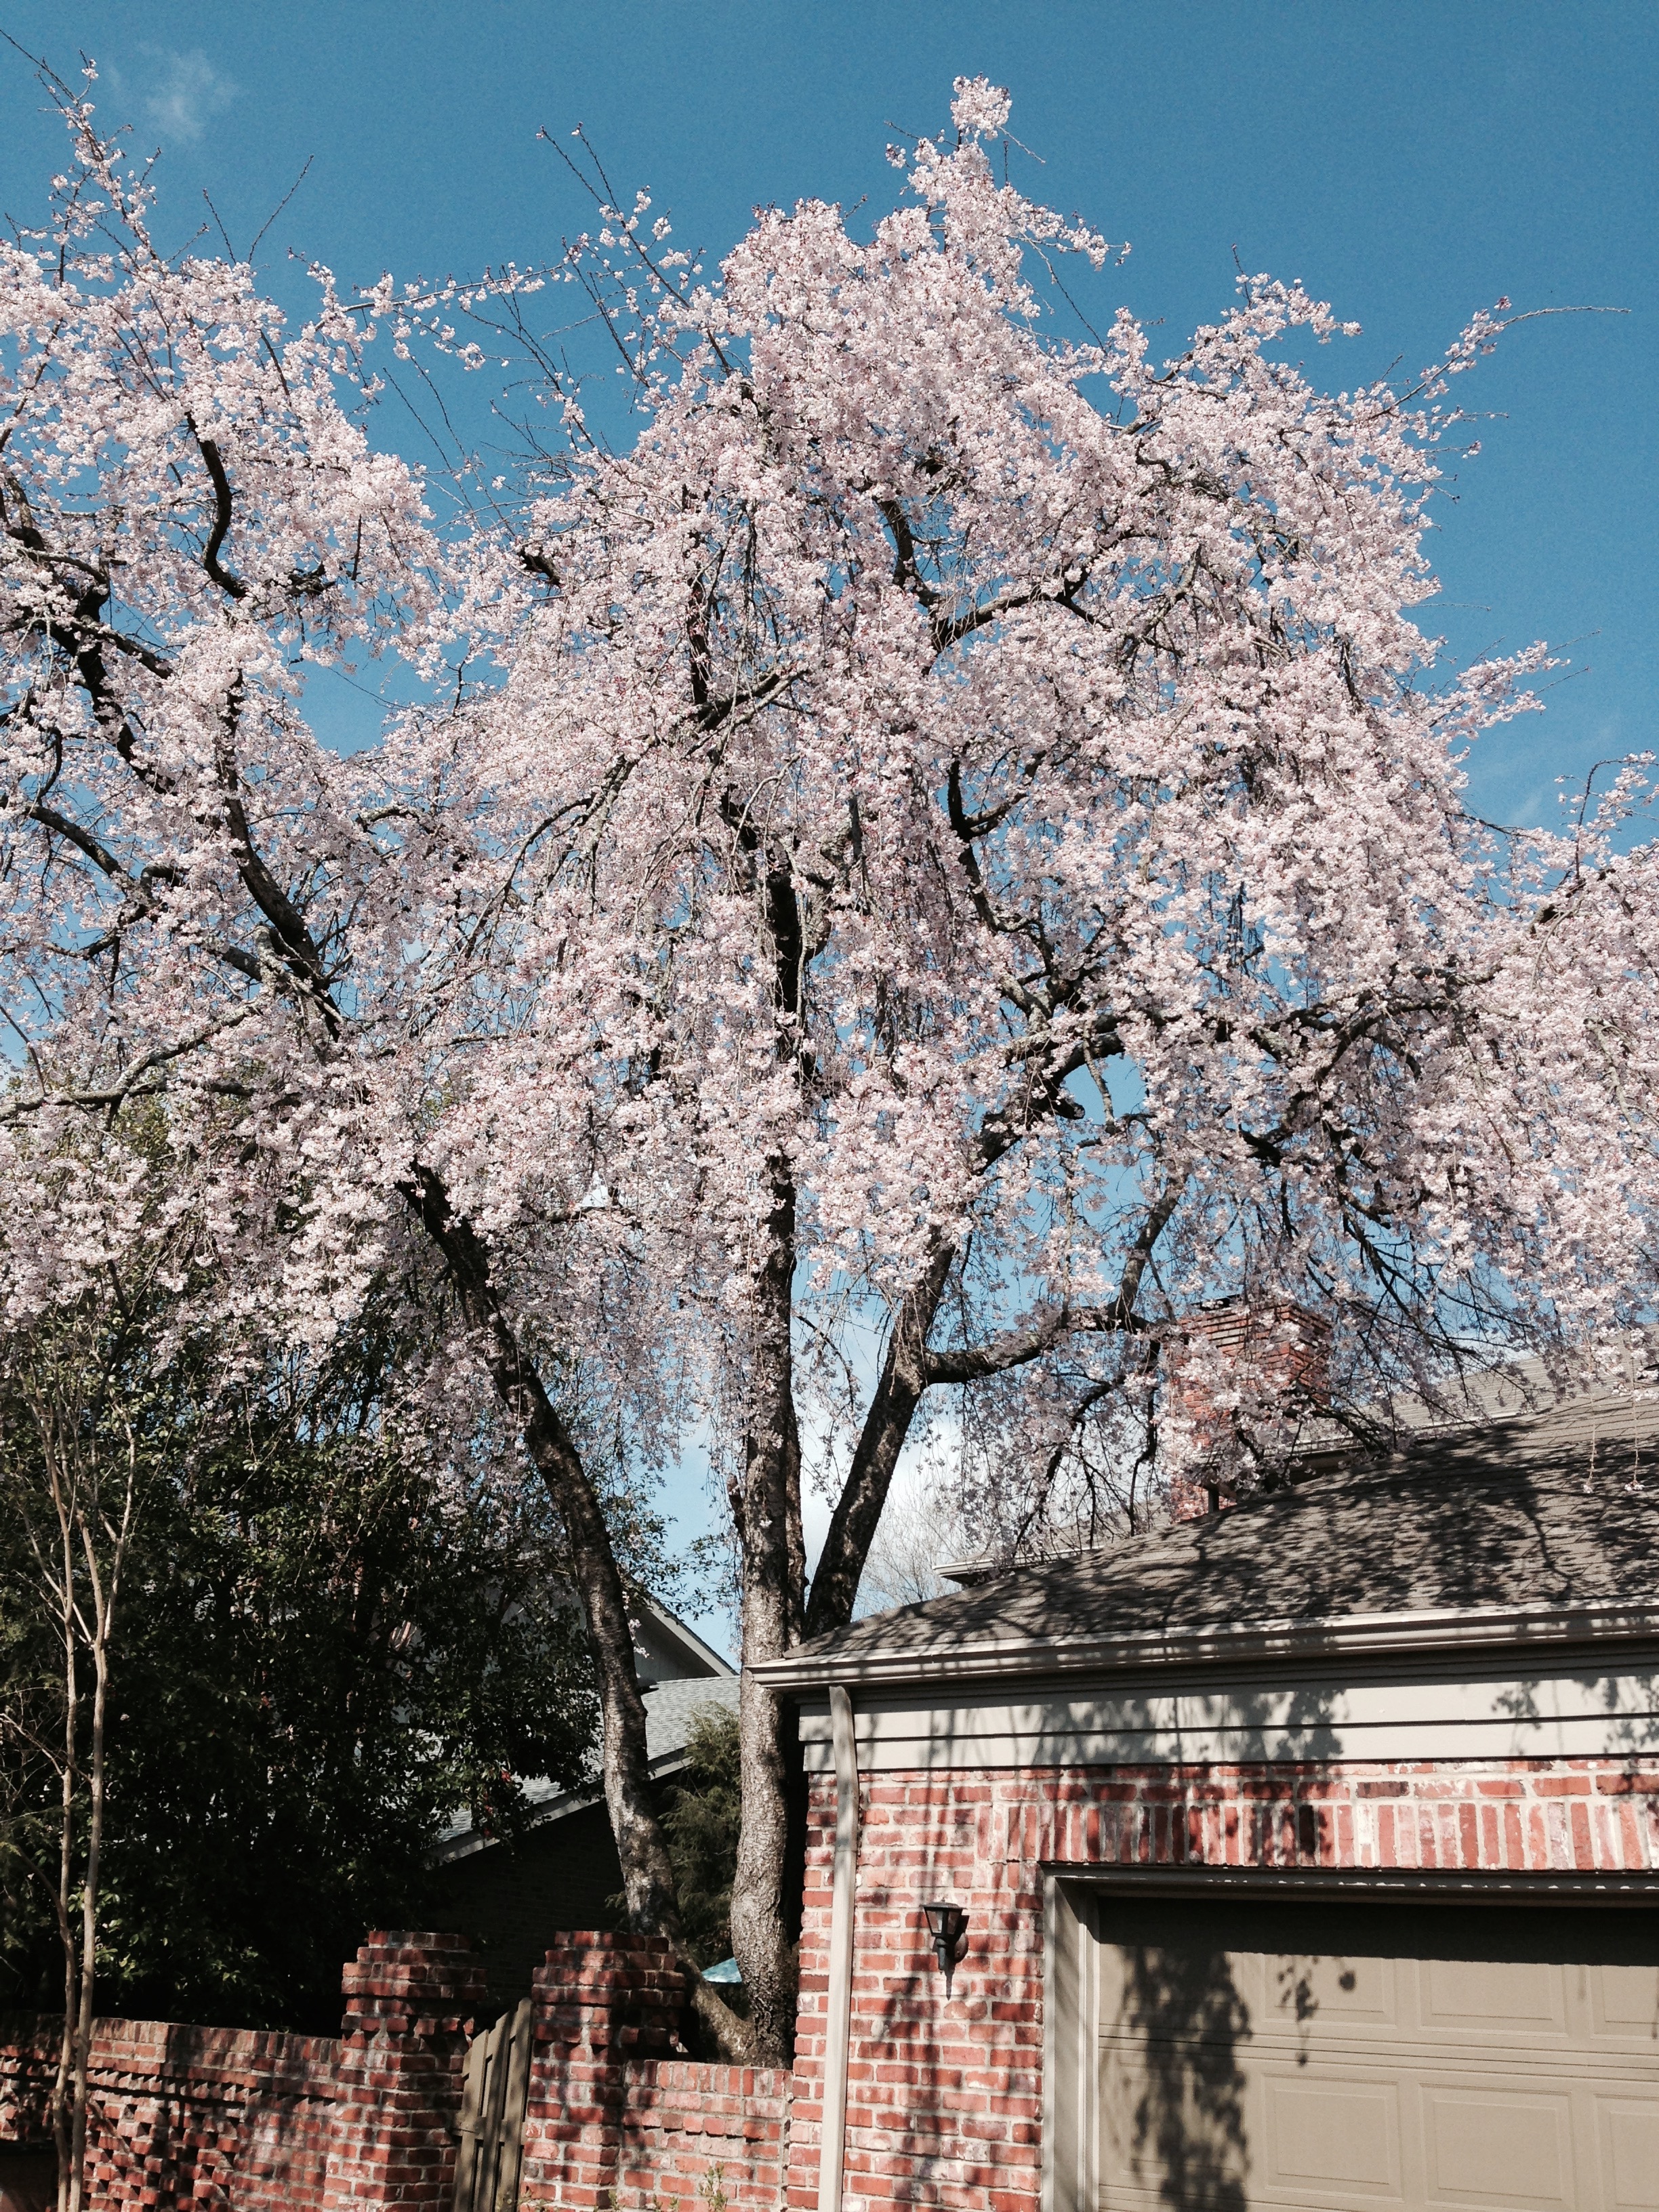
[520,1933,689,2207]
[321,1931,487,2212]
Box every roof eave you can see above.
[428,1738,700,1866]
[638,1593,737,1679]
[747,1598,1659,1695]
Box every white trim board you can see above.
[752,1601,1659,1694]
[794,1662,1659,1772]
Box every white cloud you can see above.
[134,49,239,146]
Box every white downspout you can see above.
[817,1683,859,2212]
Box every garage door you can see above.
[1071,1893,1659,2212]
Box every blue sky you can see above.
[3,2,1653,1639]
[2,1,1653,827]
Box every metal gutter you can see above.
[817,1684,859,2212]
[1042,1863,1659,1906]
[748,1599,1659,1696]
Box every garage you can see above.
[1051,1882,1659,2212]
[762,1382,1659,2212]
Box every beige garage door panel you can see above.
[1092,1898,1659,2212]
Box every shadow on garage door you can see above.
[1047,1884,1659,2212]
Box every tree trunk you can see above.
[404,1168,752,2059]
[65,1618,110,2212]
[49,1494,77,2212]
[38,1412,134,2212]
[726,1157,806,2062]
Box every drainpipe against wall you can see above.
[817,1683,859,2212]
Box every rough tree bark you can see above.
[724,1155,808,2059]
[803,1244,955,1641]
[405,1166,753,2060]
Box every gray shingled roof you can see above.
[642,1673,740,1759]
[432,1656,737,1863]
[758,1382,1659,1687]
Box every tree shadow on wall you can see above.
[1103,1933,1252,2212]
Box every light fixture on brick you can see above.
[921,1900,969,1996]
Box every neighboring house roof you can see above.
[632,1597,735,1685]
[638,1672,741,1759]
[431,1599,737,1868]
[752,1380,1659,1694]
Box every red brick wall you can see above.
[7,1757,1657,2212]
[0,1929,792,2212]
[519,1934,789,2212]
[1167,1300,1332,1514]
[0,2014,336,2211]
[0,1932,485,2212]
[785,1756,1659,2212]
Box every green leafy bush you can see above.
[661,1706,741,1969]
[1,1316,605,2032]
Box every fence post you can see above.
[321,1931,487,2212]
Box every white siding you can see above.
[793,1658,1659,1772]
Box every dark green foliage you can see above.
[661,1705,741,1968]
[0,1318,604,2034]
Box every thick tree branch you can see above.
[0,1009,256,1124]
[211,681,340,1027]
[802,1240,955,1641]
[18,800,136,890]
[185,420,249,601]
[401,1170,668,1900]
[400,1164,753,2062]
[922,1298,1125,1386]
[806,1172,1185,1637]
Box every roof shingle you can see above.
[771,1383,1659,1681]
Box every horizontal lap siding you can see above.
[796,1658,1659,1773]
[785,1755,1659,2212]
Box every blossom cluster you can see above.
[1,73,1654,1545]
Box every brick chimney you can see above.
[1166,1298,1332,1517]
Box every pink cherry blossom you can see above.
[4,73,1655,2054]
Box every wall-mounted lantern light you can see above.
[921,1900,969,1996]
